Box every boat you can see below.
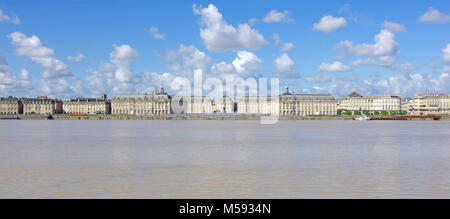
[353,115,370,120]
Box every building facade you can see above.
[172,96,213,114]
[212,96,234,113]
[111,88,171,115]
[22,97,62,115]
[63,94,111,115]
[337,92,402,114]
[411,94,450,115]
[0,97,23,115]
[279,87,337,116]
[236,96,279,115]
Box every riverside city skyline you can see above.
[0,1,450,100]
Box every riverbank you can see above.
[2,114,449,120]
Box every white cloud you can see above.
[211,62,236,75]
[8,32,72,78]
[317,61,352,72]
[351,56,417,72]
[163,44,211,76]
[351,56,396,67]
[66,53,86,62]
[110,44,138,83]
[0,56,15,86]
[305,74,332,83]
[0,56,37,97]
[419,7,450,24]
[443,43,450,63]
[313,15,347,34]
[305,72,450,98]
[39,78,84,98]
[210,51,262,77]
[232,51,262,76]
[335,29,398,56]
[382,21,406,33]
[262,10,294,23]
[273,34,295,52]
[274,53,299,78]
[149,27,166,40]
[193,4,268,52]
[0,9,20,24]
[248,18,259,26]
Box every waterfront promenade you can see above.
[1,114,448,120]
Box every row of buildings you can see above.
[1,87,450,116]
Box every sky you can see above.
[0,0,450,98]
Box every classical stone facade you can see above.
[236,96,279,115]
[111,89,171,115]
[411,94,450,115]
[22,97,62,115]
[401,98,413,114]
[0,97,23,115]
[337,92,402,114]
[212,96,234,113]
[172,96,213,114]
[63,94,111,115]
[279,87,337,116]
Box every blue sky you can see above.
[0,0,449,98]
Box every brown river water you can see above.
[0,120,449,198]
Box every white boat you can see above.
[354,115,371,120]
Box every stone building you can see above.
[111,88,171,115]
[411,94,450,115]
[337,92,402,114]
[0,97,23,115]
[236,96,279,115]
[212,95,234,113]
[22,97,62,115]
[63,94,111,115]
[171,96,213,114]
[279,87,337,116]
[401,98,413,114]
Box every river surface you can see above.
[0,120,449,198]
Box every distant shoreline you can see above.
[1,115,449,121]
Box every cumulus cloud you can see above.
[382,21,406,33]
[335,29,398,57]
[210,51,262,77]
[351,56,396,67]
[305,74,332,83]
[231,51,263,76]
[305,71,450,98]
[274,53,299,78]
[39,78,84,98]
[110,44,138,83]
[149,27,166,40]
[351,56,417,72]
[163,44,211,76]
[66,53,86,62]
[262,10,294,23]
[419,7,450,24]
[317,61,352,72]
[8,32,72,78]
[193,4,268,52]
[443,43,450,63]
[0,56,15,86]
[273,34,295,52]
[313,15,347,34]
[0,56,37,96]
[0,9,20,24]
